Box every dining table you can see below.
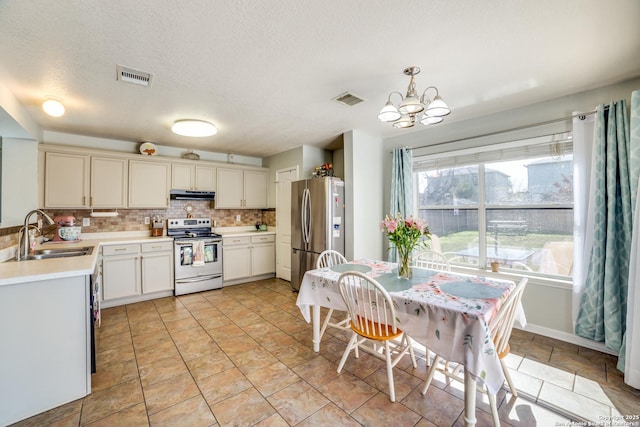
[296,258,525,427]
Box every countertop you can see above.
[213,226,276,237]
[0,233,173,287]
[0,228,275,286]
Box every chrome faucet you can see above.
[17,209,55,261]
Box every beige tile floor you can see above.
[12,278,640,426]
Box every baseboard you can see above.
[518,323,618,356]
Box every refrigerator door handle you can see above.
[302,188,311,244]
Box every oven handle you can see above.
[175,274,222,283]
[174,240,221,246]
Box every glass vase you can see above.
[397,249,412,280]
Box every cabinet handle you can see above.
[90,196,93,206]
[83,196,86,205]
[114,248,126,251]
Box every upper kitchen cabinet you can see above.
[171,164,216,191]
[91,157,128,208]
[128,160,171,208]
[216,167,268,208]
[44,152,90,208]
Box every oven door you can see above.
[174,239,222,280]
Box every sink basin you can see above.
[14,246,93,261]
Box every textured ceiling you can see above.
[1,0,639,158]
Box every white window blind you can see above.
[413,133,573,172]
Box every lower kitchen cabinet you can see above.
[140,241,174,294]
[222,234,275,285]
[102,244,140,301]
[101,241,174,307]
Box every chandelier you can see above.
[378,66,450,128]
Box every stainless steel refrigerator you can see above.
[291,177,345,291]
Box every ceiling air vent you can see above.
[116,64,153,87]
[333,92,365,107]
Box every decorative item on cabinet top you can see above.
[182,150,200,160]
[139,142,158,156]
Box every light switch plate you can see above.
[144,217,150,225]
[82,218,90,227]
[236,215,241,222]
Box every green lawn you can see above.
[436,231,572,253]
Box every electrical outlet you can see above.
[82,218,90,227]
[144,217,150,225]
[236,215,241,222]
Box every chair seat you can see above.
[350,317,404,341]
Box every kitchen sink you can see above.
[13,246,94,261]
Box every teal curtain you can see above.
[575,100,637,364]
[389,147,413,261]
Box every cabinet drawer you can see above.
[141,241,173,253]
[102,244,139,256]
[223,236,251,246]
[251,234,275,243]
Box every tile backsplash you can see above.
[42,200,275,234]
[0,201,277,249]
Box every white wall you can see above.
[343,130,384,261]
[1,138,38,226]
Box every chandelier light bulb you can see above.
[378,101,401,122]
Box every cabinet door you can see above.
[91,157,128,208]
[216,168,244,208]
[244,170,268,208]
[222,245,252,280]
[129,160,171,208]
[44,152,89,208]
[195,166,216,191]
[172,164,194,190]
[141,251,174,294]
[102,254,140,300]
[251,243,275,276]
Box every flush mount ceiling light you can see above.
[171,119,217,137]
[378,66,450,128]
[42,98,65,117]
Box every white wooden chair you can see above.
[337,271,417,402]
[316,250,350,339]
[414,250,451,271]
[421,278,528,426]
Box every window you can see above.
[414,134,573,278]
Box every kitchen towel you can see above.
[193,240,205,267]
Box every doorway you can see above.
[275,166,298,281]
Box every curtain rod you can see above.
[401,109,599,152]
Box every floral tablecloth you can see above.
[296,259,525,394]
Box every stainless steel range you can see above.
[167,218,222,296]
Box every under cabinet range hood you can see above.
[169,189,215,201]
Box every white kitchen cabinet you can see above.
[216,168,268,208]
[91,157,128,208]
[244,170,268,208]
[195,166,216,191]
[251,234,276,276]
[172,164,216,191]
[102,244,141,301]
[44,152,90,208]
[141,241,174,294]
[102,241,174,307]
[129,160,171,208]
[222,233,275,285]
[0,275,91,426]
[222,236,252,281]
